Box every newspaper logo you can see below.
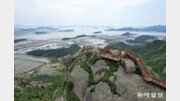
[137,92,164,98]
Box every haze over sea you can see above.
[15,26,165,40]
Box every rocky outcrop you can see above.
[83,82,120,101]
[91,82,120,101]
[110,49,120,57]
[65,51,166,101]
[91,60,110,81]
[114,67,166,101]
[121,59,136,73]
[69,65,89,100]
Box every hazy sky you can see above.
[15,0,166,27]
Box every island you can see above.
[93,31,102,34]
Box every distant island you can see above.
[105,25,166,33]
[93,31,102,34]
[59,29,74,32]
[36,27,58,30]
[15,27,58,33]
[62,34,96,41]
[35,31,48,34]
[14,38,27,43]
[121,32,135,36]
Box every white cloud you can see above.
[112,0,152,10]
[66,0,104,5]
[15,0,90,25]
[65,0,153,9]
[15,0,164,26]
[15,0,88,16]
[15,0,153,16]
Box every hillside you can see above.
[107,40,166,79]
[14,74,65,101]
[15,45,166,101]
[106,42,140,50]
[133,40,166,79]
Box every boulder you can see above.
[69,65,89,100]
[91,82,120,101]
[91,60,110,81]
[121,59,136,73]
[110,49,120,57]
[114,68,166,101]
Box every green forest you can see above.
[133,40,166,79]
[108,40,166,79]
[27,44,80,58]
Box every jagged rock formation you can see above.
[114,66,165,101]
[62,50,166,101]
